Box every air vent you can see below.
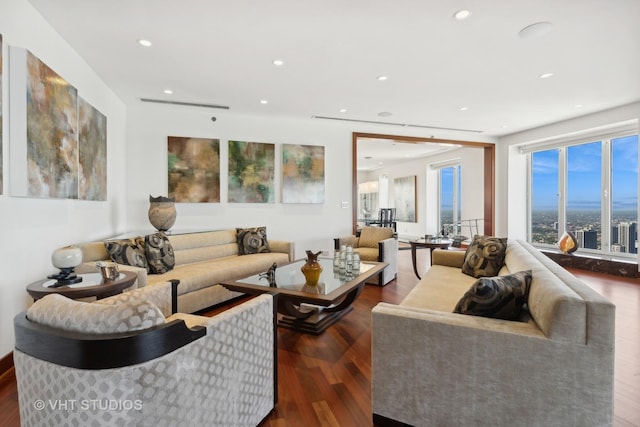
[139,98,230,110]
[311,115,482,133]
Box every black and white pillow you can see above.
[461,235,508,278]
[145,232,175,274]
[454,270,533,320]
[104,237,148,271]
[236,227,271,255]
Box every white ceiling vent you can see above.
[139,98,230,110]
[311,115,483,133]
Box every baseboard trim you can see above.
[0,352,14,377]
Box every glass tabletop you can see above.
[412,238,453,244]
[235,258,377,295]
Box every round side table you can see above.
[26,271,137,301]
[409,238,453,279]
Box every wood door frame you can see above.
[352,132,495,236]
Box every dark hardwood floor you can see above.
[1,248,638,427]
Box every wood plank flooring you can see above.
[0,248,638,427]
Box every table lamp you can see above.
[48,245,83,286]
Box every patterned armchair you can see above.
[14,281,277,427]
[334,226,398,286]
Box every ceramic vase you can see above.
[148,195,176,231]
[301,250,323,286]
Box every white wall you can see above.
[125,105,496,255]
[0,0,127,355]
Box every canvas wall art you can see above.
[394,175,417,222]
[282,144,325,203]
[26,50,78,198]
[78,97,107,200]
[168,136,220,203]
[9,48,79,198]
[228,140,275,203]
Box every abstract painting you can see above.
[168,136,220,202]
[282,144,325,203]
[394,175,417,222]
[26,50,79,198]
[0,34,3,195]
[78,97,107,200]
[228,140,275,203]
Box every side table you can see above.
[26,271,137,301]
[409,238,453,279]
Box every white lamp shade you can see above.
[51,245,83,269]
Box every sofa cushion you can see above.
[27,293,165,334]
[105,237,149,271]
[461,235,507,278]
[454,270,533,320]
[145,232,175,274]
[359,227,394,249]
[237,227,271,255]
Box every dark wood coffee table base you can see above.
[276,284,363,334]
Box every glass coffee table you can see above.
[222,258,387,334]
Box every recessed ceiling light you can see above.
[378,111,392,117]
[138,39,152,47]
[539,72,554,79]
[453,10,471,20]
[272,59,284,66]
[575,104,583,108]
[501,125,509,129]
[260,99,268,104]
[377,76,388,81]
[460,107,469,111]
[519,22,553,39]
[339,108,347,113]
[163,89,173,95]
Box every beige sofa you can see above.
[372,239,615,427]
[76,229,294,313]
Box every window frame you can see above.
[526,127,638,260]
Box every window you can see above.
[528,129,638,258]
[439,165,461,235]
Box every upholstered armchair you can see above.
[14,281,277,427]
[334,226,398,286]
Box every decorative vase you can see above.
[301,250,323,286]
[148,195,176,231]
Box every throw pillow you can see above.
[558,231,578,254]
[454,270,533,320]
[236,226,271,255]
[104,237,149,271]
[145,232,175,274]
[27,293,165,334]
[461,235,508,278]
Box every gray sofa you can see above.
[76,229,294,313]
[372,239,615,427]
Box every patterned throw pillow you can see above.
[236,227,271,255]
[104,237,148,271]
[27,293,165,334]
[145,232,175,274]
[454,270,533,320]
[461,235,508,278]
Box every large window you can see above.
[439,164,461,235]
[528,130,638,258]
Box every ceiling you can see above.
[27,0,640,140]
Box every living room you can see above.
[1,1,639,426]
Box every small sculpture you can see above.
[259,262,278,287]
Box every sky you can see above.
[532,135,638,211]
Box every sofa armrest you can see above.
[432,248,465,268]
[268,240,295,262]
[334,235,358,250]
